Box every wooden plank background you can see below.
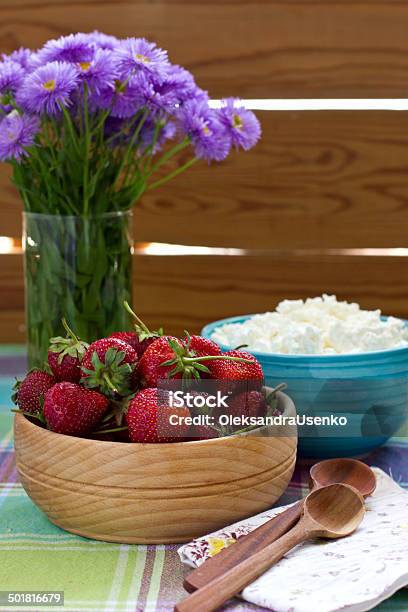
[3,252,408,343]
[3,111,408,249]
[2,1,408,98]
[1,1,408,341]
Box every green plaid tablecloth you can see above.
[0,347,407,612]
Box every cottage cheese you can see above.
[211,295,408,355]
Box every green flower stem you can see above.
[83,84,90,216]
[12,161,30,210]
[139,121,163,175]
[93,109,111,134]
[182,355,254,365]
[147,157,198,191]
[114,109,148,189]
[62,107,81,157]
[29,145,53,202]
[146,137,190,178]
[24,211,133,367]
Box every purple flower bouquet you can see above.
[0,31,261,366]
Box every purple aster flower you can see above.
[114,38,169,81]
[158,65,205,105]
[2,48,32,69]
[36,33,94,65]
[217,98,261,150]
[77,48,119,95]
[83,31,120,51]
[91,77,143,118]
[0,110,40,161]
[17,61,79,115]
[0,61,26,95]
[177,99,230,162]
[24,52,42,72]
[130,71,178,116]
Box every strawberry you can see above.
[183,334,221,358]
[109,331,158,360]
[12,369,55,416]
[109,332,140,353]
[208,350,264,390]
[119,301,164,358]
[81,337,138,397]
[138,337,256,388]
[182,335,221,379]
[187,424,219,441]
[126,388,190,443]
[43,382,109,436]
[215,390,266,431]
[137,336,184,387]
[227,390,266,420]
[48,319,89,383]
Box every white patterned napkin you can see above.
[178,468,408,612]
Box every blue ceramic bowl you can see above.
[202,315,408,458]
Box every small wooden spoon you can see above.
[175,483,365,612]
[184,458,376,592]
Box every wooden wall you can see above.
[1,1,408,341]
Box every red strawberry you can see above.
[126,388,190,443]
[43,382,109,436]
[12,369,55,415]
[138,337,257,388]
[182,335,221,379]
[81,337,138,397]
[121,301,164,358]
[227,390,266,420]
[109,332,140,352]
[109,331,158,360]
[187,424,219,441]
[183,335,221,358]
[208,350,264,390]
[48,319,89,383]
[137,336,184,387]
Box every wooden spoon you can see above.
[184,458,375,592]
[175,483,365,612]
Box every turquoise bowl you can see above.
[201,315,408,458]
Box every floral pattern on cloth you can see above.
[178,468,408,612]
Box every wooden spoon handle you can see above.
[175,520,308,612]
[184,500,303,592]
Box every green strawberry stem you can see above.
[61,317,80,345]
[101,410,116,423]
[103,373,118,394]
[230,424,259,436]
[92,425,129,434]
[266,383,287,402]
[123,301,150,335]
[161,338,256,379]
[11,409,45,424]
[182,355,253,365]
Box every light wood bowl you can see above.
[14,391,297,544]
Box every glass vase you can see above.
[23,211,133,368]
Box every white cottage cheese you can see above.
[211,295,408,355]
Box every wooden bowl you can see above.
[14,391,297,544]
